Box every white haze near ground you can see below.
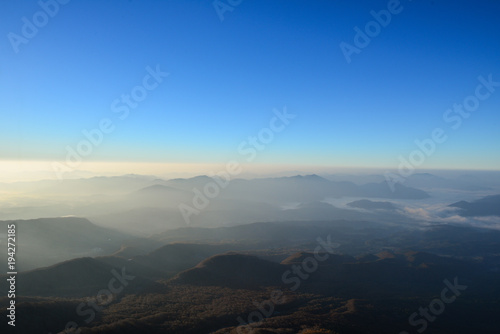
[324,193,500,230]
[323,178,500,230]
[0,169,499,235]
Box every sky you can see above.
[1,0,499,180]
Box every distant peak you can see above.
[290,174,326,181]
[168,175,212,182]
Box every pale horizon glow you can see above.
[0,160,499,183]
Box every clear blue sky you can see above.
[1,0,499,172]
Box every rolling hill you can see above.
[0,217,140,271]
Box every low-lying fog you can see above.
[1,170,499,235]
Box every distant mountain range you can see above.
[404,172,492,191]
[130,174,430,205]
[325,172,496,191]
[10,171,500,238]
[88,174,430,232]
[449,194,500,217]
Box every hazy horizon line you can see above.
[1,159,500,183]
